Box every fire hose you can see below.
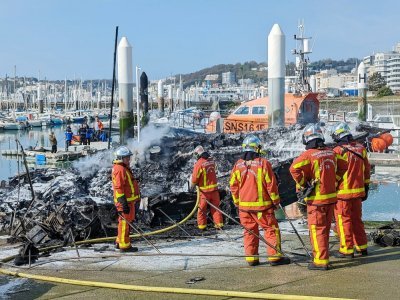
[0,268,353,300]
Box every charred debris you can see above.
[369,219,400,247]
[0,124,390,255]
[0,126,301,248]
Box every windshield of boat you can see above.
[373,115,393,123]
[252,106,266,115]
[234,106,249,115]
[347,112,358,118]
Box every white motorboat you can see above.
[28,120,43,127]
[0,121,27,130]
[369,114,400,130]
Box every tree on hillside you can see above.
[368,72,386,91]
[377,86,394,97]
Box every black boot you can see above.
[270,256,291,266]
[308,263,329,271]
[247,260,260,266]
[356,249,368,256]
[120,246,138,253]
[333,251,354,259]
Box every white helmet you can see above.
[331,122,352,142]
[242,135,261,152]
[194,145,205,159]
[114,146,133,159]
[302,123,325,145]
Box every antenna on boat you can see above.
[292,20,312,93]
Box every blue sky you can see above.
[0,0,399,80]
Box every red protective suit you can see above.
[290,147,345,267]
[191,156,223,229]
[230,157,283,263]
[112,162,140,249]
[333,142,370,255]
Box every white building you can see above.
[221,71,236,85]
[387,56,400,92]
[313,69,357,96]
[363,42,400,93]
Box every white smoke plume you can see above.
[72,124,170,178]
[127,124,170,166]
[73,150,114,178]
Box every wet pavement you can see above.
[1,225,399,300]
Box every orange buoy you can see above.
[371,137,387,152]
[380,133,393,147]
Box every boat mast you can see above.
[292,20,312,93]
[13,65,16,113]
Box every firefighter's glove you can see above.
[362,185,369,202]
[117,195,130,214]
[189,183,196,193]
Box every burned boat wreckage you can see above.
[0,124,394,263]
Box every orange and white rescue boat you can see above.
[206,92,322,133]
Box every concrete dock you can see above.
[0,226,399,300]
[368,152,400,166]
[1,142,110,162]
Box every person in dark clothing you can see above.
[49,132,57,153]
[65,126,73,151]
[78,124,88,145]
[86,127,93,145]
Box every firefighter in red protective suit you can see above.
[290,124,346,270]
[331,122,370,258]
[190,145,224,230]
[112,146,140,252]
[230,135,291,267]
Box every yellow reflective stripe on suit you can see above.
[337,187,365,195]
[293,159,311,169]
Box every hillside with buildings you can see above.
[2,41,400,109]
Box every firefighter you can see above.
[331,122,370,257]
[112,146,140,252]
[230,135,290,267]
[290,123,346,270]
[190,145,224,230]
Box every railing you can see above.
[168,110,219,132]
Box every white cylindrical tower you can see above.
[267,23,285,127]
[357,62,367,90]
[157,80,163,98]
[117,36,134,142]
[168,85,173,99]
[303,39,311,53]
[357,62,368,121]
[310,75,316,92]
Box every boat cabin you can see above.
[206,92,320,133]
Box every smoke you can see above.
[72,124,170,178]
[73,150,114,179]
[127,124,171,165]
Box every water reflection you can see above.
[363,182,400,221]
[0,125,117,181]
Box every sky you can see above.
[0,0,399,80]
